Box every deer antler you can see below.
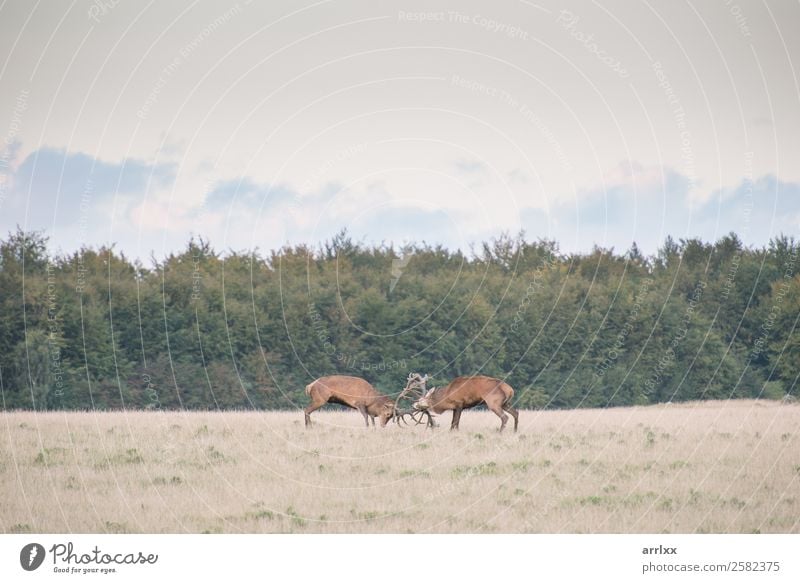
[395,408,436,427]
[393,373,429,426]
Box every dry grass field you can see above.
[1,399,798,534]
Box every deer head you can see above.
[413,387,437,410]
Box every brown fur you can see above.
[416,375,519,432]
[304,375,395,428]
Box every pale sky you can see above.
[1,0,798,258]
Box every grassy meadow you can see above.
[1,399,798,533]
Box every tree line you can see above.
[1,228,797,411]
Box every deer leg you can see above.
[357,404,370,427]
[486,400,509,432]
[426,411,436,429]
[503,403,519,432]
[370,415,375,427]
[304,399,326,428]
[451,407,463,431]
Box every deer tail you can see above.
[503,383,515,405]
[305,382,315,397]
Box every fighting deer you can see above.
[413,375,519,432]
[393,373,436,428]
[304,375,395,428]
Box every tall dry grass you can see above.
[1,400,798,533]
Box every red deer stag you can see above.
[412,375,519,432]
[304,375,395,428]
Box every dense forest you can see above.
[0,227,797,411]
